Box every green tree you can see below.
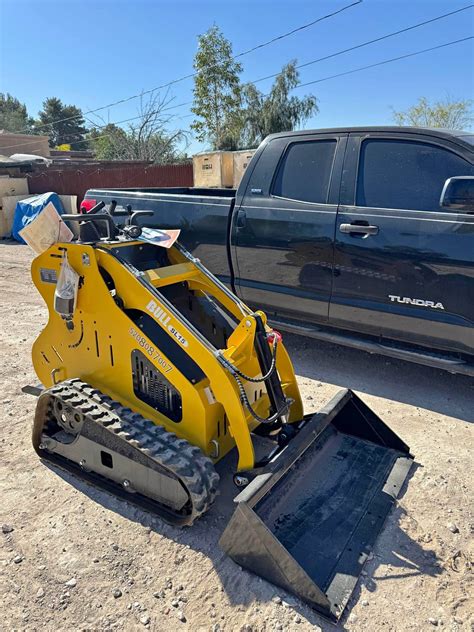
[191,25,243,150]
[36,97,88,149]
[88,124,128,160]
[393,96,473,130]
[0,93,34,133]
[240,62,319,148]
[89,93,188,163]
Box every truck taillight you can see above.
[80,199,97,214]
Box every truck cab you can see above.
[85,126,474,374]
[232,127,474,370]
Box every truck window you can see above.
[356,139,474,211]
[272,140,337,204]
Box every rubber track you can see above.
[40,379,220,525]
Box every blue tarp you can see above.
[12,192,64,243]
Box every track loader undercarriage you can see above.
[26,204,413,620]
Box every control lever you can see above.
[61,213,117,240]
[85,201,105,215]
[130,210,154,224]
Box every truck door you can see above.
[330,132,474,357]
[232,133,346,323]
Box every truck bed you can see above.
[85,187,236,283]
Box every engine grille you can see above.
[131,350,182,422]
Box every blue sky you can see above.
[1,0,473,154]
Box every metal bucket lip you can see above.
[234,388,412,509]
[220,388,414,621]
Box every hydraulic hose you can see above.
[218,335,290,424]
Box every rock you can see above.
[171,598,179,607]
[65,578,77,587]
[275,624,283,631]
[36,587,45,598]
[306,396,313,401]
[211,625,221,632]
[140,614,150,625]
[13,555,23,564]
[428,618,439,626]
[112,588,122,599]
[294,615,301,623]
[177,610,186,622]
[112,543,119,551]
[179,595,188,603]
[153,590,164,598]
[240,625,253,632]
[348,614,358,623]
[272,595,282,605]
[361,599,369,606]
[93,558,100,563]
[447,523,459,534]
[2,524,14,534]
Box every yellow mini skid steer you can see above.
[26,204,413,621]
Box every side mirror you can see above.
[440,176,474,212]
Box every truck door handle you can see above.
[339,223,379,236]
[236,209,247,228]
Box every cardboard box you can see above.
[193,152,234,188]
[0,178,29,199]
[0,194,77,238]
[233,150,256,188]
[0,194,31,238]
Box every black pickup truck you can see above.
[85,126,474,376]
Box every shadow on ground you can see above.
[285,333,473,423]
[46,446,434,631]
[38,337,462,628]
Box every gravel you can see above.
[1,243,473,632]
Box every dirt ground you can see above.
[1,242,473,632]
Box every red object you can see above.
[267,330,283,344]
[80,199,97,213]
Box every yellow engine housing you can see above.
[31,239,303,471]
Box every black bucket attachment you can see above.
[219,389,413,621]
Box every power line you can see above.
[251,3,474,86]
[5,34,473,154]
[21,0,362,134]
[297,36,474,88]
[2,102,193,151]
[232,0,362,59]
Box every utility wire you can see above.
[251,3,474,86]
[12,2,472,144]
[20,1,362,134]
[296,36,474,88]
[2,104,193,151]
[6,34,473,153]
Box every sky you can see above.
[0,0,473,155]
